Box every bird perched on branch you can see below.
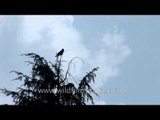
[55,48,64,57]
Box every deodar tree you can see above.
[1,49,99,105]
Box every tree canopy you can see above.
[1,50,99,105]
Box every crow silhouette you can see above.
[55,48,64,57]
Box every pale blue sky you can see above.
[74,16,160,104]
[0,15,160,104]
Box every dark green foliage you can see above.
[1,52,99,105]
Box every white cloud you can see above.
[0,16,131,104]
[89,26,132,88]
[19,16,89,60]
[18,16,89,78]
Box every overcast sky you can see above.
[0,15,160,105]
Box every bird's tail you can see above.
[55,52,57,57]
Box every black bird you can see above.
[55,48,64,57]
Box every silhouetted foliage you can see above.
[1,50,99,105]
